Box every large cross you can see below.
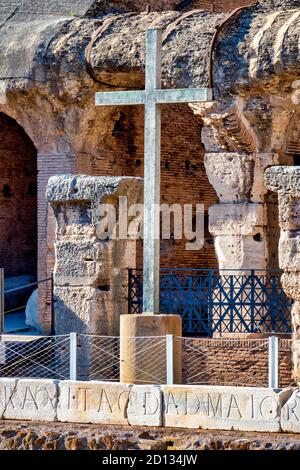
[96,28,212,314]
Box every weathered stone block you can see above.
[281,272,300,302]
[57,381,162,426]
[281,389,300,433]
[0,379,58,421]
[57,381,131,425]
[127,385,162,427]
[48,174,143,342]
[47,175,143,205]
[214,233,267,271]
[209,203,266,236]
[251,153,282,201]
[54,286,124,337]
[204,153,253,202]
[279,232,300,271]
[265,167,300,197]
[162,385,291,432]
[0,379,17,417]
[54,240,110,286]
[277,194,300,231]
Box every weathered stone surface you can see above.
[58,381,131,425]
[214,234,267,271]
[279,232,300,272]
[205,151,277,291]
[1,380,300,433]
[48,175,143,377]
[281,389,300,433]
[276,194,300,232]
[204,153,253,202]
[57,381,162,426]
[1,1,300,93]
[120,314,182,385]
[54,286,112,336]
[265,166,300,382]
[265,167,300,197]
[127,385,162,427]
[0,379,58,422]
[162,385,292,432]
[209,204,266,236]
[47,175,143,205]
[54,240,110,287]
[0,379,17,417]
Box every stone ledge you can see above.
[46,175,143,204]
[0,379,299,433]
[265,166,300,196]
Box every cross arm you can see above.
[155,88,213,104]
[95,90,145,106]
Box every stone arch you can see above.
[0,112,37,278]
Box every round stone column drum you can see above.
[120,314,182,385]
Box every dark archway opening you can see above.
[0,113,37,330]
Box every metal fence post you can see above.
[0,269,4,334]
[166,334,174,385]
[50,270,55,335]
[70,332,77,381]
[268,336,279,388]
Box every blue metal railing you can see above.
[128,268,293,336]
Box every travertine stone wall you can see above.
[265,167,300,384]
[47,175,143,378]
[1,378,299,434]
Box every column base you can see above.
[120,314,182,385]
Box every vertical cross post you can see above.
[143,29,161,314]
[95,28,212,317]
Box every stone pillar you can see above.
[204,152,276,271]
[204,152,281,335]
[120,314,182,385]
[46,175,143,379]
[265,166,300,384]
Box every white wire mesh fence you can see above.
[0,335,70,380]
[76,335,167,384]
[0,334,292,387]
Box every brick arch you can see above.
[77,103,218,269]
[0,113,37,277]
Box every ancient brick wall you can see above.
[183,338,293,388]
[0,113,37,278]
[77,104,218,271]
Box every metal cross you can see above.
[96,28,212,314]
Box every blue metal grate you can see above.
[128,269,293,336]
